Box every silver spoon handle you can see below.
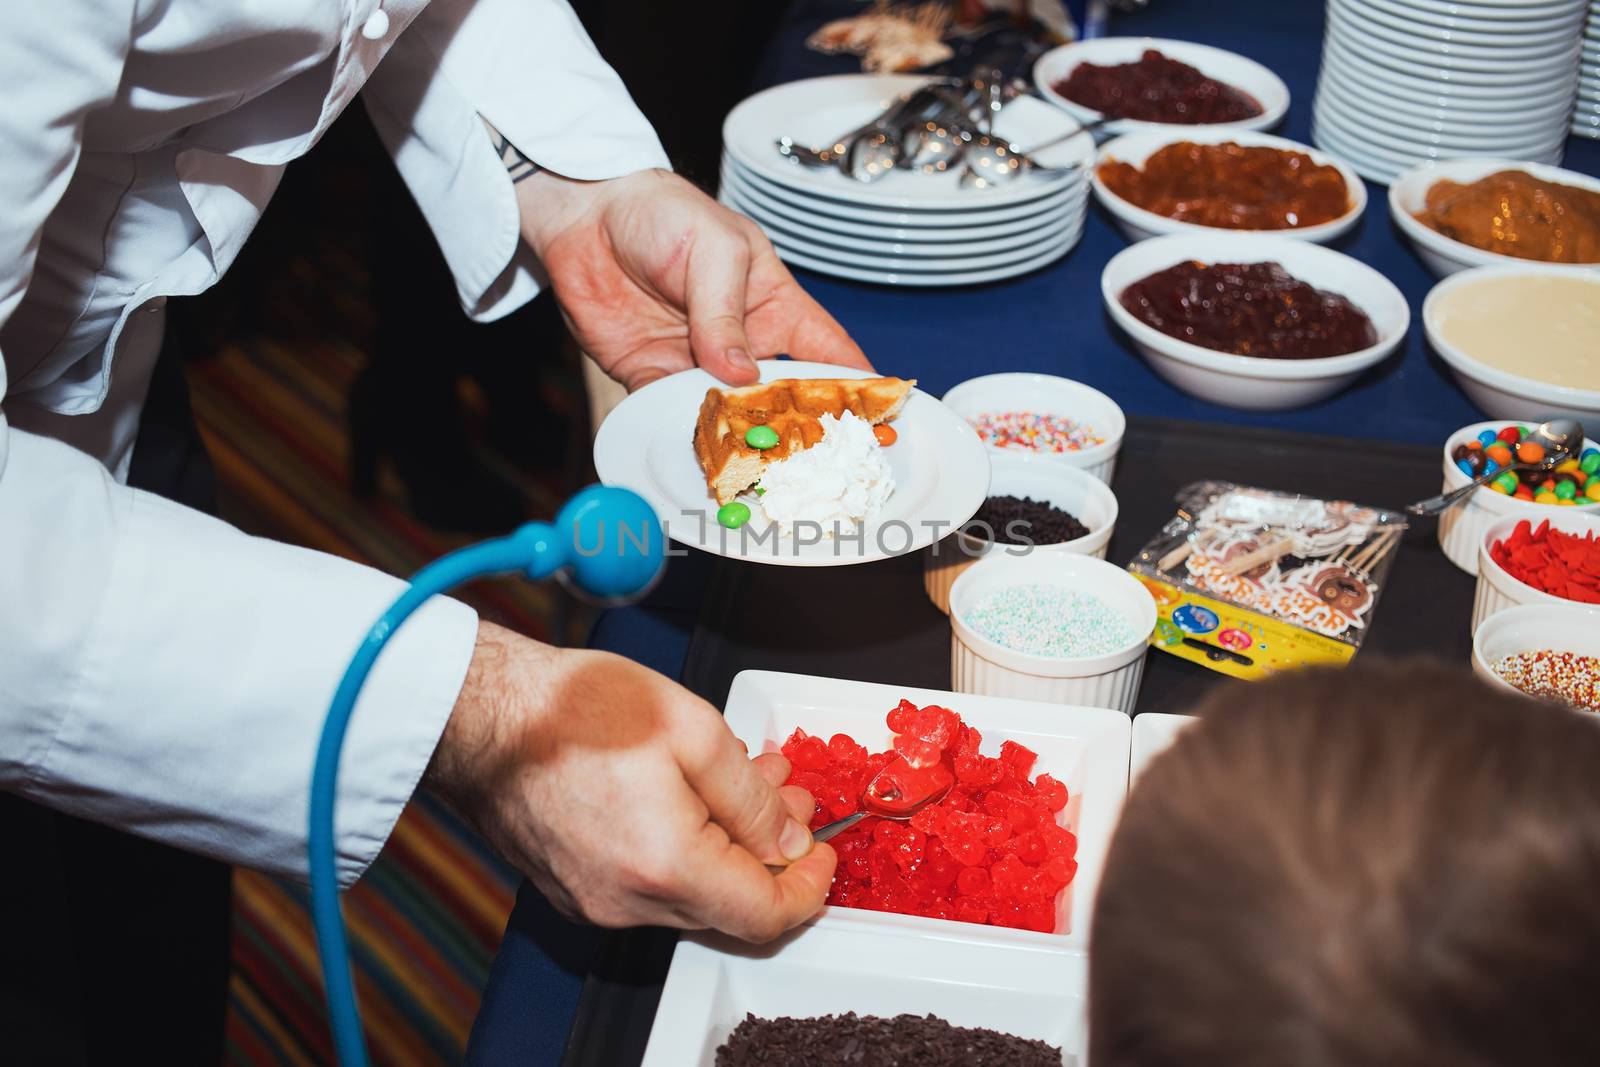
[763,811,869,874]
[1406,460,1548,516]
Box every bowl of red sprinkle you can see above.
[1474,514,1600,631]
[1472,603,1600,714]
[942,373,1126,485]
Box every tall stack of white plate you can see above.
[1577,0,1600,138]
[719,74,1094,287]
[1312,0,1586,184]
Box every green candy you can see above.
[745,425,780,449]
[1517,424,1532,439]
[717,501,752,529]
[1495,472,1519,493]
[1582,452,1600,474]
[1555,480,1578,500]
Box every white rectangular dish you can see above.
[1130,712,1198,784]
[723,670,1132,949]
[640,924,1086,1067]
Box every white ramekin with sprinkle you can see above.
[949,553,1155,713]
[941,373,1126,485]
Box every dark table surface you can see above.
[465,2,1600,1063]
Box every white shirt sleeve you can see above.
[1,0,479,889]
[362,0,672,322]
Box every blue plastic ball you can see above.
[550,485,665,600]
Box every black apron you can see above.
[2,329,232,1066]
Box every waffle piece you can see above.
[693,377,915,504]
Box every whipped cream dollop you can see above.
[758,410,895,533]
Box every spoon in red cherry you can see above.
[765,755,954,873]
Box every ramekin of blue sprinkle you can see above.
[948,553,1156,713]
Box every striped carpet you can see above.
[188,314,589,1062]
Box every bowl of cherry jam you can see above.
[1100,231,1409,410]
[1034,38,1289,138]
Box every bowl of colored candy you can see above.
[948,552,1156,712]
[924,451,1120,615]
[1473,513,1600,631]
[1436,420,1600,576]
[941,372,1126,485]
[1471,603,1600,714]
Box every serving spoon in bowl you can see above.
[1406,417,1585,517]
[765,755,954,872]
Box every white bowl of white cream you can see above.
[1424,265,1600,425]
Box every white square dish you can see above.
[723,670,1132,950]
[1130,713,1199,785]
[641,925,1086,1067]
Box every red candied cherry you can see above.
[1013,831,1048,865]
[889,828,926,874]
[921,900,956,922]
[999,739,1038,780]
[954,723,984,759]
[846,853,872,882]
[783,730,831,772]
[886,698,918,734]
[955,753,1005,788]
[1034,773,1068,813]
[1045,855,1078,887]
[981,816,1011,848]
[955,900,989,925]
[1038,823,1077,858]
[1024,902,1056,934]
[909,804,946,838]
[955,865,991,897]
[903,705,955,749]
[920,844,961,891]
[892,733,944,769]
[828,733,869,766]
[939,809,992,866]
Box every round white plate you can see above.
[771,222,1083,286]
[749,200,1080,271]
[1379,0,1588,21]
[724,184,1078,261]
[721,156,1083,227]
[593,362,989,566]
[1321,33,1580,99]
[719,159,1081,238]
[1324,20,1582,81]
[1314,96,1564,157]
[1320,59,1579,118]
[1033,37,1289,136]
[1346,0,1586,33]
[1317,93,1572,149]
[1319,84,1575,135]
[1330,0,1585,53]
[723,74,1095,212]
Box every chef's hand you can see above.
[425,621,836,941]
[518,168,873,391]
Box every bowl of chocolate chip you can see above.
[924,451,1119,614]
[1101,232,1409,410]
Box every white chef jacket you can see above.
[0,0,670,887]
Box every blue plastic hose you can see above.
[308,486,664,1067]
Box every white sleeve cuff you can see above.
[362,0,671,322]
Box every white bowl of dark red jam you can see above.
[940,372,1125,485]
[1389,159,1600,278]
[1092,127,1366,245]
[924,451,1120,614]
[1436,421,1600,576]
[1100,232,1410,411]
[1033,37,1290,139]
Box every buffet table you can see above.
[464,2,1600,1063]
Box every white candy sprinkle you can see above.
[964,584,1136,658]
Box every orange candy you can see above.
[872,423,898,447]
[1517,440,1546,464]
[1486,444,1513,466]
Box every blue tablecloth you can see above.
[466,3,1600,1062]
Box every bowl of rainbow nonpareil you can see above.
[941,373,1126,485]
[949,553,1155,713]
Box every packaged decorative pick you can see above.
[1127,482,1407,680]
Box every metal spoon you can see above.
[1406,417,1586,516]
[775,83,954,181]
[764,756,954,872]
[957,116,1111,190]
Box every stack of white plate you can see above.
[1577,0,1600,138]
[1312,0,1586,184]
[719,74,1094,287]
